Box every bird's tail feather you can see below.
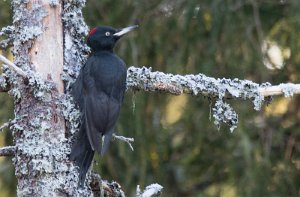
[70,121,95,188]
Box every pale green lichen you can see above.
[62,0,89,91]
[127,66,272,131]
[59,94,81,135]
[27,71,54,101]
[49,0,59,7]
[279,83,297,97]
[212,99,238,132]
[10,0,95,195]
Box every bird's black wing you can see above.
[83,54,127,155]
[71,64,87,111]
[84,90,121,155]
[70,59,94,187]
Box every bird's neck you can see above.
[93,49,114,55]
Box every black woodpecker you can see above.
[70,25,138,187]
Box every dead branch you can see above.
[0,121,11,133]
[0,54,27,77]
[127,66,300,99]
[113,134,134,151]
[126,66,300,131]
[259,83,300,97]
[0,146,15,157]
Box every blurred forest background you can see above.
[1,0,300,196]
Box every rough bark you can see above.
[3,0,297,196]
[10,0,85,196]
[8,0,128,196]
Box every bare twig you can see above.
[259,84,300,97]
[0,54,27,77]
[0,146,15,157]
[113,134,134,151]
[0,121,11,133]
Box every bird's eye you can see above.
[105,32,110,36]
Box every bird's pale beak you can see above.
[113,25,139,37]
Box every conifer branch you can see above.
[0,54,27,77]
[0,121,11,133]
[258,84,300,97]
[127,66,300,98]
[113,134,134,151]
[0,146,15,157]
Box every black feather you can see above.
[70,121,94,188]
[70,25,134,187]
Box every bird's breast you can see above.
[85,54,126,98]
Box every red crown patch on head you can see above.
[87,27,97,38]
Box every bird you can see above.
[70,25,138,187]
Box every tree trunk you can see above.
[6,0,298,196]
[10,0,91,196]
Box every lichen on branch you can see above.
[136,183,163,197]
[0,26,14,49]
[0,146,15,157]
[126,66,272,131]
